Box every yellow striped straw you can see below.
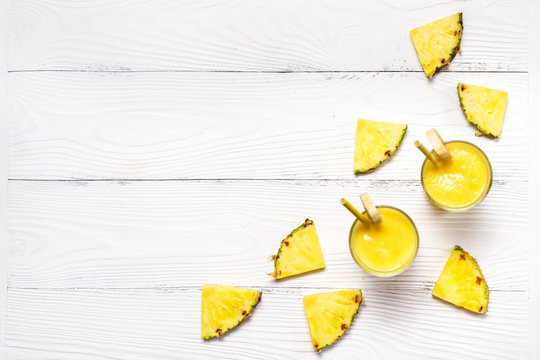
[414,140,440,167]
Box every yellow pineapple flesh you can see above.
[270,219,325,279]
[354,119,407,174]
[201,284,262,339]
[410,13,463,78]
[303,290,363,353]
[458,83,508,138]
[432,246,489,314]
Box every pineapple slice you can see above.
[458,83,508,138]
[270,219,325,279]
[303,290,363,353]
[410,13,463,78]
[354,119,407,174]
[201,284,262,339]
[432,246,489,314]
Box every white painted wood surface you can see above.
[8,0,528,72]
[1,1,8,359]
[5,288,530,360]
[6,180,530,290]
[3,0,539,359]
[7,72,528,180]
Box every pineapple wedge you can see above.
[354,119,407,174]
[432,246,489,314]
[201,284,262,339]
[303,290,363,353]
[411,13,463,78]
[458,83,508,138]
[270,219,325,279]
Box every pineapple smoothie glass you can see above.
[342,196,419,278]
[418,131,492,211]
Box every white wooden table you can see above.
[1,0,539,359]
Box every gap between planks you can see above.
[6,179,515,183]
[6,70,529,74]
[5,286,526,293]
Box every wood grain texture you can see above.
[8,71,528,180]
[5,287,529,360]
[8,0,528,72]
[7,180,529,290]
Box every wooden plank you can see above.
[8,71,528,180]
[7,180,529,290]
[8,0,528,72]
[5,287,529,360]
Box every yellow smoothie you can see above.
[349,207,418,277]
[421,141,492,210]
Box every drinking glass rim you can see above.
[348,205,419,278]
[420,140,493,211]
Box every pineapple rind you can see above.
[201,284,262,339]
[314,305,360,353]
[431,15,462,78]
[274,219,313,267]
[353,120,408,174]
[458,83,508,138]
[303,290,363,353]
[271,219,325,279]
[432,246,489,314]
[410,13,463,78]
